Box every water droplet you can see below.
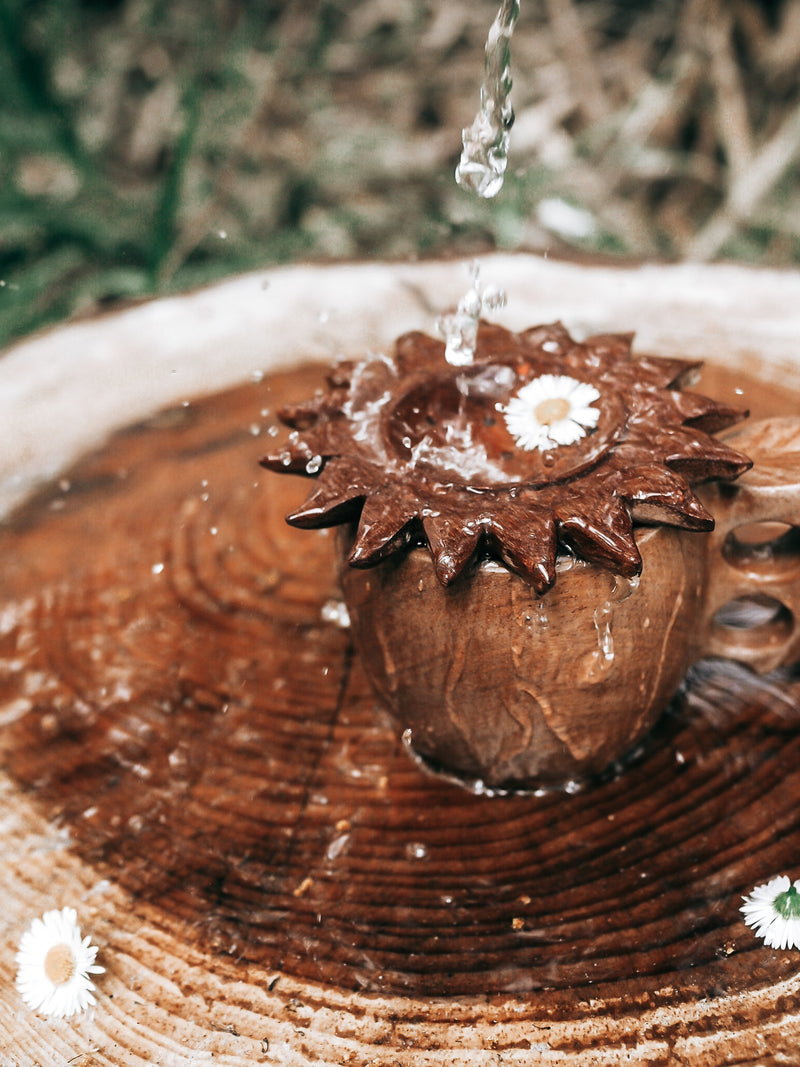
[556,547,576,573]
[326,834,350,861]
[151,562,165,575]
[481,284,507,311]
[594,600,614,658]
[455,0,519,199]
[580,574,640,683]
[305,454,323,474]
[535,598,549,630]
[406,842,428,860]
[320,599,350,628]
[462,288,482,317]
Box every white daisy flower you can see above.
[15,906,105,1018]
[741,875,800,950]
[502,374,601,451]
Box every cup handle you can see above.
[695,416,800,673]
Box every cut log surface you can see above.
[2,256,800,1065]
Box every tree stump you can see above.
[2,255,800,1065]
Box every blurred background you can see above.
[2,0,800,350]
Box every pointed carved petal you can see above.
[656,428,753,481]
[286,482,363,528]
[422,514,481,585]
[581,331,634,358]
[519,322,574,356]
[475,321,518,361]
[625,389,747,437]
[485,504,558,593]
[279,392,345,430]
[284,457,379,527]
[611,465,714,530]
[348,492,418,567]
[394,330,446,374]
[556,501,642,577]
[259,445,315,475]
[669,390,748,433]
[632,355,704,389]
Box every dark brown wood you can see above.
[1,354,800,1064]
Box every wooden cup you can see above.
[340,417,800,790]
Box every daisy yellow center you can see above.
[44,943,76,985]
[534,397,571,425]
[774,885,800,920]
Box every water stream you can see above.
[455,0,520,199]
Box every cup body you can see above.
[339,524,707,789]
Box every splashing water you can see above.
[455,0,520,198]
[437,261,506,365]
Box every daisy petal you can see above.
[741,875,800,951]
[547,418,586,446]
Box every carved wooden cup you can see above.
[340,417,800,790]
[263,323,800,791]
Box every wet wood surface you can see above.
[2,256,800,1065]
